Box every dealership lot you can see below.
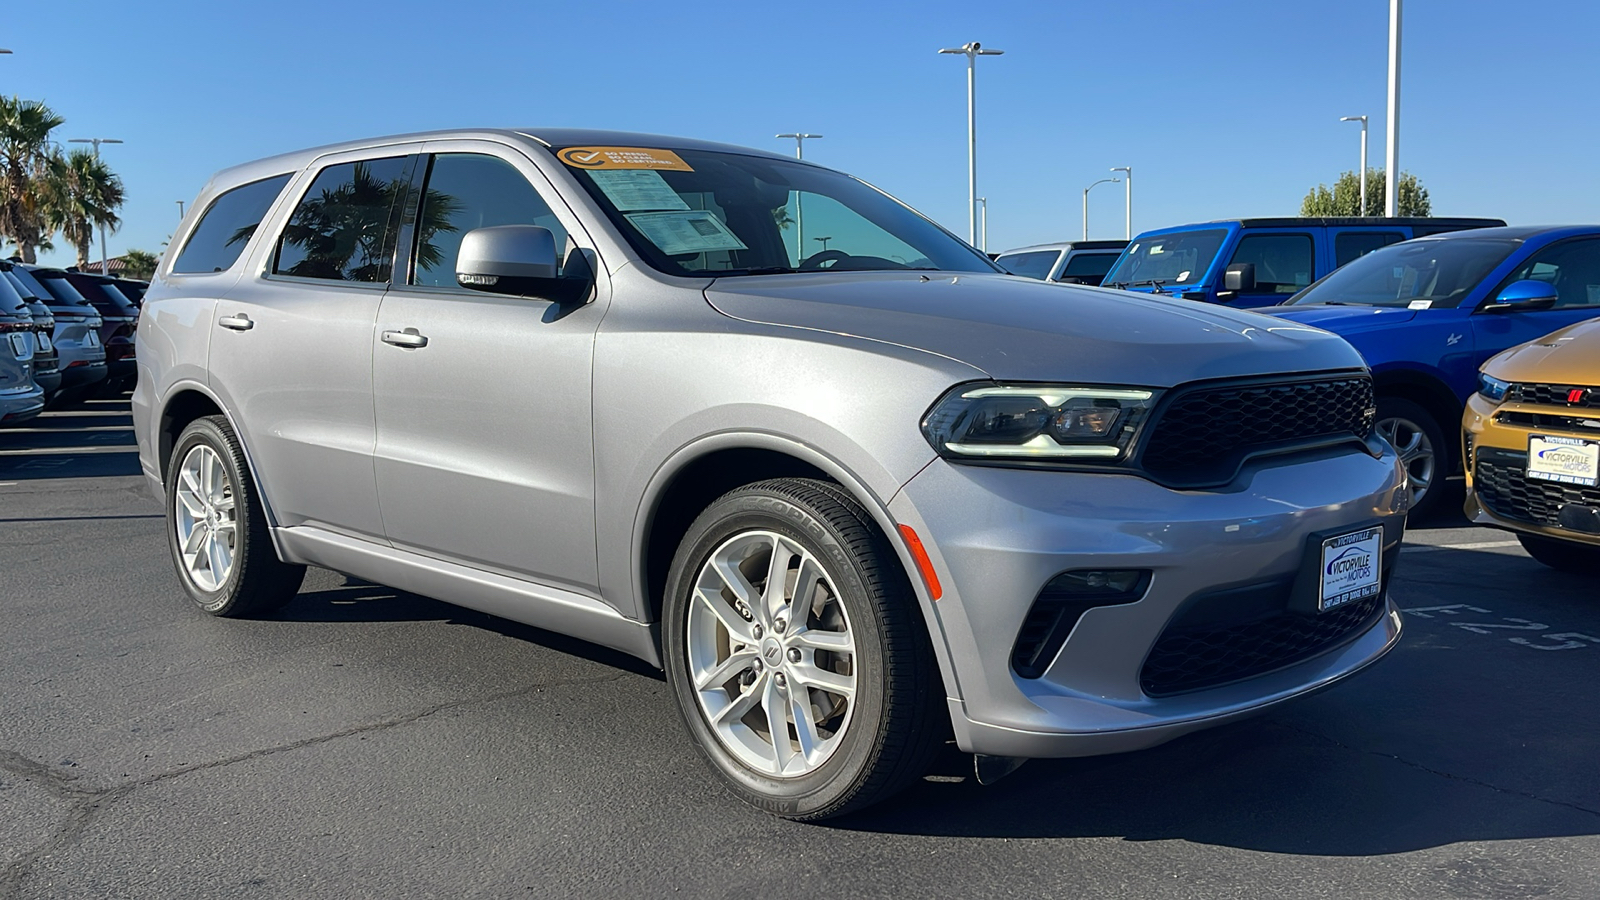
[3,399,1599,899]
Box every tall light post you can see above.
[776,133,821,260]
[938,41,1004,246]
[1385,0,1402,217]
[1109,166,1132,239]
[1082,177,1121,241]
[68,137,124,274]
[1340,115,1369,216]
[976,197,988,252]
[176,199,185,219]
[813,236,833,252]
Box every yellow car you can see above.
[1464,318,1600,572]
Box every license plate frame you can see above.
[1527,433,1600,487]
[1316,527,1384,612]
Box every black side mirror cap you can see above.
[1223,263,1256,293]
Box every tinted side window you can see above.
[997,250,1060,280]
[1494,237,1600,308]
[1334,231,1405,267]
[411,154,569,288]
[1059,251,1118,280]
[1229,233,1314,293]
[172,174,292,274]
[273,157,410,283]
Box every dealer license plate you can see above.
[1319,527,1383,611]
[1527,434,1600,487]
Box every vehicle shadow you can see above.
[0,394,140,480]
[277,573,663,680]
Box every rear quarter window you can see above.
[172,174,294,275]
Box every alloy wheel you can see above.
[1376,415,1436,508]
[686,530,857,777]
[173,445,238,592]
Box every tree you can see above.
[47,147,124,269]
[120,248,159,280]
[1300,168,1431,217]
[0,97,67,262]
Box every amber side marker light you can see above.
[897,524,943,601]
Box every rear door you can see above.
[370,139,605,591]
[206,146,418,540]
[1471,236,1600,369]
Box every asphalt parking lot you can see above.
[3,398,1599,899]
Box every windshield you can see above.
[1102,229,1227,288]
[1284,238,1520,309]
[558,146,998,277]
[996,250,1060,280]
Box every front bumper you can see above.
[891,444,1408,758]
[1463,392,1600,548]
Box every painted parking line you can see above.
[1402,540,1522,553]
[0,446,140,456]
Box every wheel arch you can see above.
[1371,368,1464,474]
[156,382,282,529]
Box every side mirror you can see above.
[456,225,559,295]
[1482,279,1558,313]
[1223,262,1256,293]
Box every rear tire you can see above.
[1518,533,1600,574]
[165,416,304,616]
[662,478,944,820]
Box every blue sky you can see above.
[10,0,1599,268]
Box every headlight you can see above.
[1477,373,1510,403]
[922,383,1156,461]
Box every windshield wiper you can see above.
[1132,279,1167,289]
[1104,280,1128,289]
[719,266,800,276]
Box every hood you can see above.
[1266,304,1420,332]
[705,272,1365,386]
[1484,318,1600,386]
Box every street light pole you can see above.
[176,200,185,219]
[68,136,124,274]
[1340,115,1369,216]
[939,41,1004,246]
[976,197,988,252]
[1109,167,1132,239]
[1385,0,1402,217]
[776,133,821,261]
[1082,177,1121,241]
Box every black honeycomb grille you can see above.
[1475,450,1600,528]
[1509,383,1599,410]
[1139,375,1375,485]
[1140,591,1384,697]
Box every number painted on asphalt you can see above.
[1451,618,1547,635]
[1401,604,1599,652]
[1509,632,1600,651]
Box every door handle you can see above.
[218,314,254,332]
[381,328,429,349]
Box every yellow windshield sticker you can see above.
[558,146,693,171]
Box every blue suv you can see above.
[1103,217,1503,308]
[1268,226,1600,517]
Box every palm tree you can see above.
[119,248,159,280]
[47,148,124,269]
[0,96,66,263]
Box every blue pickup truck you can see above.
[1102,217,1504,308]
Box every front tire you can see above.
[662,478,944,820]
[165,416,304,616]
[1376,396,1446,519]
[1518,533,1600,574]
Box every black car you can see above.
[0,262,61,399]
[108,276,148,306]
[63,271,138,395]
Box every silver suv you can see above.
[134,129,1406,819]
